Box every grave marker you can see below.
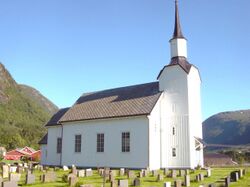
[9,173,21,182]
[118,179,128,187]
[25,173,36,184]
[133,178,140,186]
[164,182,171,187]
[2,181,18,187]
[174,179,182,187]
[184,175,190,187]
[77,170,85,177]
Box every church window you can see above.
[97,133,104,152]
[172,148,176,157]
[122,132,130,152]
[57,138,62,154]
[75,135,82,153]
[172,127,175,135]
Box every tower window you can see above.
[172,148,176,157]
[172,127,176,135]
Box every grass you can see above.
[1,167,250,187]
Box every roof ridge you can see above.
[80,81,159,96]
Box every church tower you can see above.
[158,0,204,169]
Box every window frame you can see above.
[172,148,176,157]
[97,133,105,153]
[57,137,62,154]
[121,132,130,153]
[75,134,82,153]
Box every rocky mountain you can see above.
[203,110,250,145]
[0,63,58,150]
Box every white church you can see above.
[39,1,204,170]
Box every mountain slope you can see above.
[0,63,58,150]
[203,110,250,145]
[19,84,58,115]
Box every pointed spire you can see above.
[173,0,184,39]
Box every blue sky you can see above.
[0,0,249,120]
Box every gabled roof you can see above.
[45,107,70,127]
[60,82,161,123]
[38,133,48,145]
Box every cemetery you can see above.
[0,163,249,186]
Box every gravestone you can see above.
[152,170,158,177]
[157,174,163,181]
[2,181,18,187]
[111,180,117,187]
[69,175,78,187]
[230,171,239,182]
[37,165,43,171]
[9,173,21,182]
[143,169,149,177]
[63,166,69,171]
[86,168,93,177]
[120,168,125,176]
[164,182,171,187]
[42,171,57,182]
[199,173,204,181]
[0,176,3,185]
[2,165,9,178]
[184,175,190,187]
[179,170,185,177]
[171,170,177,178]
[110,170,116,177]
[195,175,200,182]
[185,169,189,175]
[128,170,135,179]
[77,170,85,177]
[243,169,246,175]
[133,178,140,186]
[225,176,230,187]
[9,166,17,173]
[16,166,24,173]
[174,179,182,187]
[99,168,104,176]
[109,173,115,182]
[206,169,211,177]
[67,173,77,181]
[238,169,243,178]
[71,166,77,175]
[164,168,168,176]
[118,179,128,187]
[25,173,36,184]
[139,171,143,178]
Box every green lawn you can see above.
[2,167,249,187]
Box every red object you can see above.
[4,146,41,161]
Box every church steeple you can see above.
[169,0,187,59]
[173,0,184,39]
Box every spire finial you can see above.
[173,0,184,38]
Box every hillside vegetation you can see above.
[203,110,250,145]
[0,63,58,150]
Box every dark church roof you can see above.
[38,133,48,145]
[45,107,70,127]
[157,57,192,79]
[60,82,161,123]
